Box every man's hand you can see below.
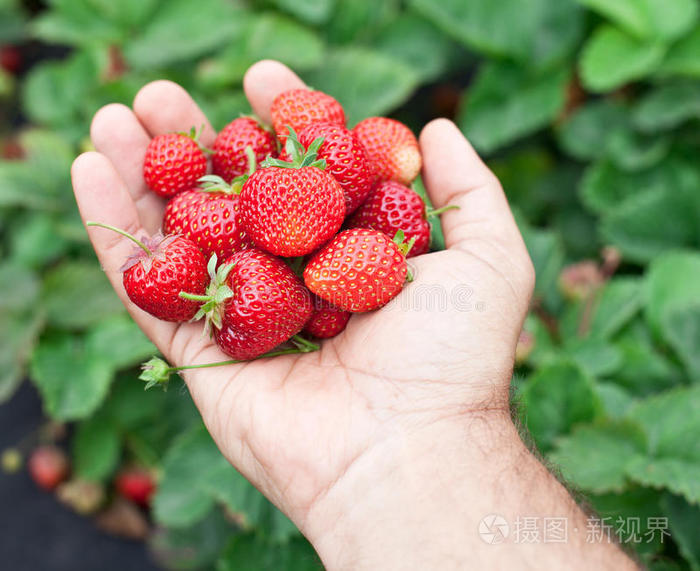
[72,60,634,570]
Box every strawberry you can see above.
[163,176,251,263]
[0,45,21,75]
[304,296,351,338]
[185,249,313,360]
[212,117,277,182]
[28,446,69,491]
[352,117,422,186]
[115,467,156,507]
[87,222,209,322]
[240,129,345,257]
[347,181,455,257]
[297,122,374,215]
[270,88,345,142]
[143,131,207,198]
[303,228,411,312]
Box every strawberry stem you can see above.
[290,334,320,352]
[86,221,152,256]
[426,204,459,217]
[178,292,211,302]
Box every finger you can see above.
[90,103,165,234]
[133,80,216,146]
[71,151,185,353]
[420,119,526,253]
[243,60,306,124]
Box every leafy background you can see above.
[1,0,699,568]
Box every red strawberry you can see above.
[352,117,422,185]
[240,130,345,257]
[143,131,207,198]
[87,222,209,322]
[270,89,345,142]
[0,45,21,75]
[212,117,277,182]
[297,122,374,215]
[28,446,69,491]
[115,467,156,507]
[304,228,410,312]
[190,249,313,360]
[347,181,454,257]
[304,296,351,338]
[163,177,251,263]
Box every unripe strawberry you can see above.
[28,445,69,491]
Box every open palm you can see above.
[71,60,534,540]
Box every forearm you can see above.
[304,410,638,570]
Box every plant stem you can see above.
[86,221,152,255]
[179,292,211,302]
[426,204,460,217]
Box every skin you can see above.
[72,60,637,570]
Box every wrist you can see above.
[302,407,516,570]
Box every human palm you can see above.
[71,60,534,536]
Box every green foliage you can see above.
[1,0,698,567]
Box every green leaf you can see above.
[550,420,646,493]
[661,305,700,382]
[521,360,602,451]
[73,414,121,481]
[0,262,39,312]
[84,314,156,371]
[557,100,631,161]
[303,47,419,125]
[661,493,700,571]
[565,338,623,377]
[589,278,644,339]
[0,310,43,402]
[577,0,699,41]
[657,26,700,77]
[124,0,244,69]
[458,62,570,153]
[374,11,453,83]
[409,0,583,65]
[41,261,124,329]
[606,129,671,171]
[9,213,70,269]
[625,385,700,503]
[30,333,115,421]
[272,0,335,25]
[199,13,323,88]
[645,251,700,339]
[324,0,398,45]
[595,382,636,418]
[32,0,125,45]
[519,221,566,312]
[579,25,666,92]
[150,509,235,571]
[217,534,322,571]
[633,82,700,131]
[601,187,700,263]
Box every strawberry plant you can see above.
[0,0,698,569]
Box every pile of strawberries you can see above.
[93,88,446,361]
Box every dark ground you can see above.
[0,382,160,571]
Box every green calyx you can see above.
[139,335,320,390]
[393,230,416,282]
[261,126,326,170]
[198,146,257,194]
[179,254,235,335]
[179,124,213,155]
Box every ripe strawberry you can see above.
[28,446,69,491]
[189,249,313,360]
[352,117,422,186]
[115,467,156,507]
[347,181,455,257]
[143,131,207,198]
[87,222,209,322]
[297,122,374,215]
[0,45,21,74]
[240,129,345,257]
[212,117,277,182]
[270,88,345,142]
[163,176,251,263]
[304,228,410,312]
[304,296,351,338]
